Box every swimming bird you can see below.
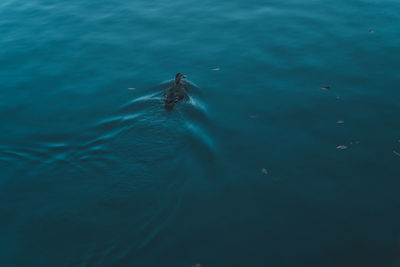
[164,73,188,110]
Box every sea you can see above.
[0,0,399,266]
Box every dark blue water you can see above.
[1,0,400,266]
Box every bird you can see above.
[164,72,188,111]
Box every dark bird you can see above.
[164,73,188,110]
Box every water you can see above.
[1,0,399,266]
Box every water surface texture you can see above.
[1,0,400,266]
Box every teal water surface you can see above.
[1,0,400,266]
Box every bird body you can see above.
[164,73,188,110]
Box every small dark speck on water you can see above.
[369,29,374,34]
[320,85,331,90]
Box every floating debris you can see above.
[193,264,201,267]
[249,115,257,119]
[369,29,374,34]
[211,67,220,71]
[320,85,331,91]
[261,168,268,175]
[394,150,400,157]
[336,120,344,124]
[128,88,136,90]
[336,145,348,150]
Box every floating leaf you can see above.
[336,145,347,150]
[261,168,268,175]
[128,88,136,90]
